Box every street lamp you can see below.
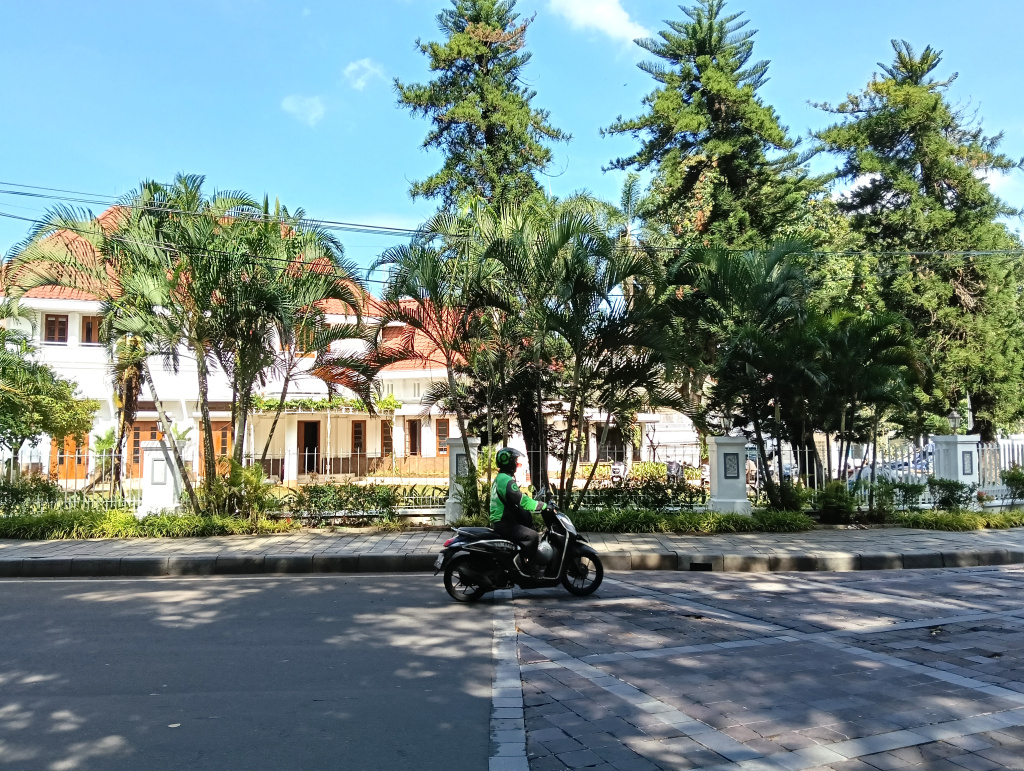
[947,409,962,433]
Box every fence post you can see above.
[444,437,480,524]
[707,435,752,516]
[932,433,981,503]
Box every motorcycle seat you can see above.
[453,527,497,541]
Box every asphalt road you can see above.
[0,575,495,771]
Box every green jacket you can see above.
[489,472,542,526]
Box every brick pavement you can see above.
[501,566,1024,770]
[2,526,1024,577]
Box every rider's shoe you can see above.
[526,563,545,578]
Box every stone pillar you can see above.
[932,434,981,490]
[138,440,183,517]
[444,436,480,524]
[707,435,751,516]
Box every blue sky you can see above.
[2,0,1022,280]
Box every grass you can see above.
[892,510,1024,531]
[0,509,298,540]
[453,508,815,534]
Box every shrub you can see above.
[0,476,62,513]
[568,507,814,534]
[0,510,296,540]
[1002,465,1024,508]
[927,478,977,511]
[197,461,294,521]
[769,480,811,512]
[576,479,706,511]
[629,462,668,483]
[293,482,401,519]
[893,510,1024,531]
[815,481,856,524]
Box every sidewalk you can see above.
[3,526,1024,577]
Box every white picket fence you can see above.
[786,438,1024,508]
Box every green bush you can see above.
[197,461,294,521]
[893,510,1024,531]
[576,479,706,510]
[1002,465,1024,507]
[815,481,856,524]
[927,478,977,511]
[629,462,668,483]
[293,482,401,518]
[0,476,62,513]
[0,510,296,539]
[569,507,814,534]
[770,480,811,512]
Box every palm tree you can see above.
[669,240,814,509]
[3,205,176,497]
[372,210,494,489]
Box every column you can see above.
[283,417,298,486]
[707,435,751,516]
[444,436,480,524]
[932,434,981,491]
[138,440,183,517]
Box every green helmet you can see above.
[495,446,523,472]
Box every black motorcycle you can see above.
[434,498,604,602]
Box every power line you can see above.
[0,182,423,239]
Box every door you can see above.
[407,419,420,456]
[349,420,367,475]
[298,420,320,474]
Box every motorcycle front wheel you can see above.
[444,561,488,603]
[562,553,604,596]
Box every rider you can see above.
[490,447,546,577]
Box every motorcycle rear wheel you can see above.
[562,553,604,596]
[444,561,487,603]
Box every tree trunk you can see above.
[143,360,201,513]
[868,409,880,517]
[260,373,291,463]
[558,361,581,509]
[483,387,491,501]
[535,351,549,492]
[516,389,542,488]
[572,412,611,515]
[195,355,216,488]
[752,417,781,510]
[565,386,588,507]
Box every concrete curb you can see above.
[2,548,1024,578]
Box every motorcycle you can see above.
[433,494,604,603]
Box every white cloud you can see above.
[280,95,325,127]
[344,58,386,91]
[548,0,650,45]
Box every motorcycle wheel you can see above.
[561,552,604,596]
[444,561,487,603]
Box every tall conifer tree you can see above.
[815,41,1024,438]
[396,0,568,208]
[604,0,818,248]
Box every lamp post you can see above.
[947,409,962,433]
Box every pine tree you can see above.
[395,0,568,208]
[815,40,1024,439]
[604,0,818,248]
